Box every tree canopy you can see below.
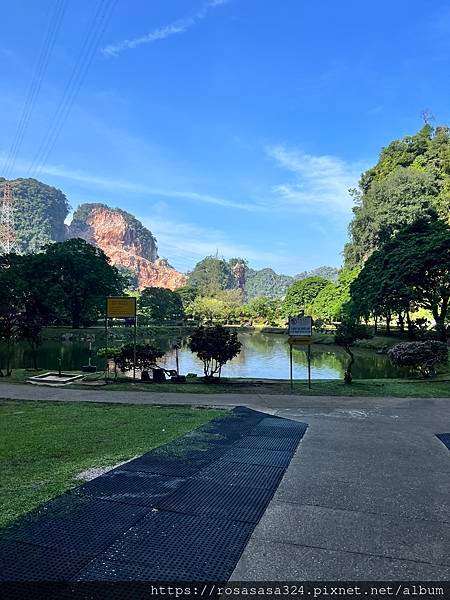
[138,287,184,323]
[188,257,236,296]
[350,219,449,340]
[345,125,450,267]
[282,276,328,317]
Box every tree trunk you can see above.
[344,346,354,384]
[406,311,414,339]
[433,302,448,342]
[385,313,391,335]
[374,317,378,335]
[398,312,405,333]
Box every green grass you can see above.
[0,400,224,528]
[75,374,450,397]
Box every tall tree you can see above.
[345,125,450,267]
[42,238,125,328]
[282,276,328,317]
[139,287,184,322]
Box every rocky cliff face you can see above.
[67,204,187,290]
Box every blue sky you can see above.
[1,0,449,275]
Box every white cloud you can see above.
[266,145,362,215]
[142,214,287,272]
[13,160,261,212]
[101,0,230,58]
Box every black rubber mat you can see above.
[74,471,187,506]
[235,435,300,451]
[1,495,150,555]
[0,408,308,584]
[194,460,286,489]
[250,422,308,439]
[89,511,253,565]
[155,478,274,522]
[436,433,450,450]
[221,447,293,467]
[120,455,206,477]
[0,540,90,581]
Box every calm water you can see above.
[1,330,411,380]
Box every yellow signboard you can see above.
[106,296,136,319]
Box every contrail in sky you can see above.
[101,0,230,58]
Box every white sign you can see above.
[289,316,312,337]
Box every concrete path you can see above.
[232,398,450,580]
[2,384,450,580]
[0,382,449,411]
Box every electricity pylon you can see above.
[0,181,19,254]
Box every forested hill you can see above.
[245,265,338,300]
[344,125,450,267]
[0,177,69,253]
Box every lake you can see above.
[2,329,411,380]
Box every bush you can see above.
[188,325,242,380]
[388,341,448,378]
[116,343,164,379]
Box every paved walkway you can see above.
[1,384,450,580]
[232,398,450,580]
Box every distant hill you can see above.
[0,177,69,253]
[244,265,339,300]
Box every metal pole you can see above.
[289,342,293,391]
[175,346,179,376]
[308,343,312,389]
[105,300,108,382]
[133,315,137,382]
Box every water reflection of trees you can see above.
[1,331,412,379]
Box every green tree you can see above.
[189,325,242,380]
[175,285,199,308]
[311,269,360,322]
[282,276,328,317]
[345,125,450,267]
[350,219,449,340]
[115,343,164,380]
[138,287,184,323]
[42,238,125,328]
[186,297,227,324]
[188,257,235,296]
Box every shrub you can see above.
[188,325,242,380]
[388,341,448,378]
[116,343,164,379]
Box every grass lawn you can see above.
[0,400,224,528]
[88,377,450,397]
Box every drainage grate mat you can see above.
[250,421,308,439]
[1,495,150,555]
[156,478,274,523]
[235,435,300,452]
[92,511,253,566]
[74,471,187,506]
[119,456,208,477]
[194,461,286,489]
[221,447,293,467]
[436,433,450,450]
[0,407,299,583]
[0,540,90,581]
[78,547,237,582]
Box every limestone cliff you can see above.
[67,204,186,290]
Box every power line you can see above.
[29,0,117,179]
[1,0,67,179]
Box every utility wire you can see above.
[1,0,67,179]
[29,0,117,179]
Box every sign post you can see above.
[105,296,137,382]
[288,316,313,391]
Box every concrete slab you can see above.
[247,502,450,566]
[230,538,450,581]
